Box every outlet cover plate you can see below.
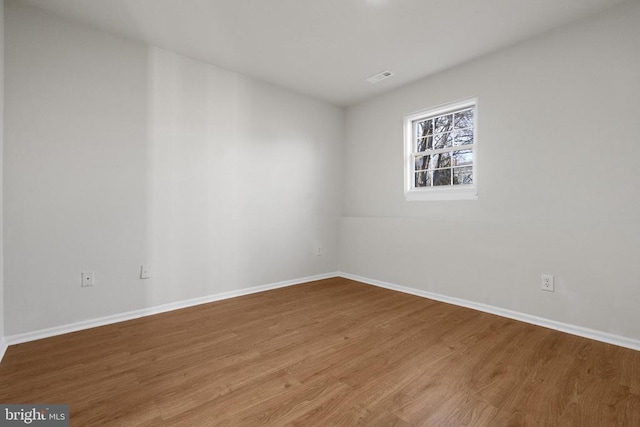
[81,271,95,287]
[140,265,151,279]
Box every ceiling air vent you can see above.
[366,71,394,83]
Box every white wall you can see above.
[4,1,343,335]
[0,0,5,343]
[5,0,639,345]
[340,1,640,340]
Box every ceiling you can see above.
[18,0,628,106]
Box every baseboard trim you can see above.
[4,272,339,348]
[0,338,8,364]
[6,271,638,357]
[338,272,640,352]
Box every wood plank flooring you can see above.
[1,277,639,426]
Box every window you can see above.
[404,98,477,200]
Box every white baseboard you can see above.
[338,272,640,352]
[0,338,7,363]
[3,272,339,351]
[4,271,637,365]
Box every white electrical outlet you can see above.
[140,265,151,279]
[541,274,554,292]
[81,271,95,287]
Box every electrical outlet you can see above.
[316,246,322,256]
[140,265,151,279]
[81,271,95,287]
[541,274,554,292]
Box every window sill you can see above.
[405,186,478,201]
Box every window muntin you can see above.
[404,99,477,200]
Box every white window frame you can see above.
[404,97,478,201]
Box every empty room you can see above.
[1,0,639,425]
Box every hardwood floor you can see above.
[1,277,639,426]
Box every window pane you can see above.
[433,168,451,186]
[436,152,451,168]
[454,109,473,129]
[453,166,473,185]
[434,114,453,134]
[416,135,433,152]
[433,132,453,149]
[454,129,473,146]
[416,119,433,139]
[415,155,430,172]
[415,171,432,187]
[452,150,473,166]
[427,152,451,171]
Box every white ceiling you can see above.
[18,0,628,106]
